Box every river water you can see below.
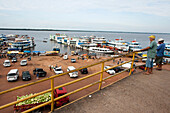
[1,30,170,54]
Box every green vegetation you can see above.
[16,93,51,106]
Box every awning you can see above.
[8,48,20,51]
[32,51,46,53]
[19,52,24,54]
[7,51,19,54]
[24,50,31,53]
[46,51,59,54]
[82,54,87,56]
[142,54,147,57]
[88,53,96,56]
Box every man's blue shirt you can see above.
[157,43,165,57]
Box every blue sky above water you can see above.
[0,0,170,33]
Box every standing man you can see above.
[155,38,165,70]
[139,35,157,75]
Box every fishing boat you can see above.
[43,38,48,43]
[88,47,114,54]
[50,35,55,41]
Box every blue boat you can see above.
[164,51,170,57]
[53,46,60,52]
[165,43,170,50]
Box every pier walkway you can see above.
[53,66,170,113]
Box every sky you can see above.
[0,0,170,33]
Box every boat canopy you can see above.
[8,48,20,51]
[88,53,96,56]
[7,51,19,54]
[32,51,46,53]
[46,51,59,53]
[24,50,31,53]
[53,48,60,51]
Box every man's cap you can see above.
[149,35,156,39]
[158,38,164,42]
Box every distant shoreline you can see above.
[0,28,170,35]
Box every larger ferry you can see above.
[11,36,35,49]
[89,47,114,54]
[108,38,128,51]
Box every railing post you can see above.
[98,62,104,90]
[129,52,135,75]
[51,78,54,112]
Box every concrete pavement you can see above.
[53,67,170,113]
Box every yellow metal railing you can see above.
[0,52,139,113]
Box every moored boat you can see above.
[108,38,128,51]
[53,46,60,53]
[128,40,142,51]
[165,42,170,49]
[89,47,114,54]
[43,38,48,43]
[55,33,68,44]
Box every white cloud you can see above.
[0,0,170,32]
[0,13,9,16]
[0,0,170,16]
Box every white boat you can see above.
[55,33,68,44]
[11,35,36,49]
[128,40,142,51]
[11,38,31,49]
[29,37,36,48]
[108,38,129,51]
[67,37,79,46]
[165,42,170,49]
[76,38,89,48]
[43,38,48,43]
[91,37,107,44]
[61,37,69,45]
[89,47,114,54]
[80,43,97,50]
[128,40,143,56]
[50,35,55,41]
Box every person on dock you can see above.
[49,65,52,71]
[117,58,123,65]
[155,38,165,70]
[138,35,157,75]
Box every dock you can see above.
[53,66,170,113]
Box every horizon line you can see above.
[0,28,170,35]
